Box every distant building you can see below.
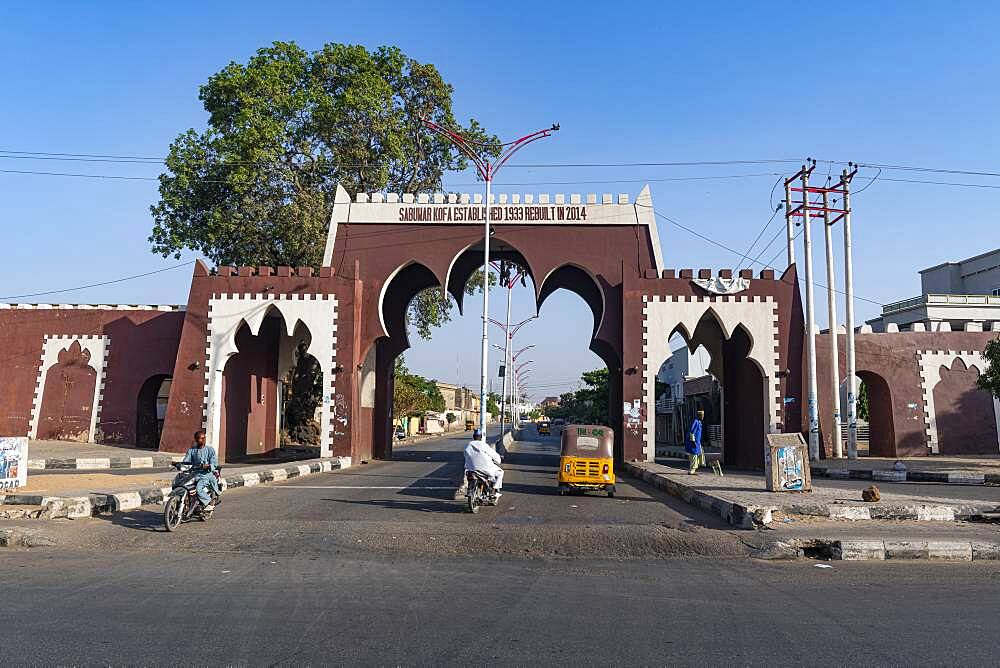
[432,382,480,430]
[654,341,713,448]
[540,396,561,409]
[869,248,1000,332]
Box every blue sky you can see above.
[3,1,1000,399]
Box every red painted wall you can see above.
[219,319,280,460]
[36,341,97,441]
[814,331,997,457]
[0,307,183,442]
[934,359,998,455]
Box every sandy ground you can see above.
[15,472,172,495]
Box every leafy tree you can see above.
[150,40,498,335]
[445,412,458,424]
[487,392,501,418]
[977,336,1000,398]
[543,369,610,425]
[281,342,321,445]
[392,356,445,418]
[857,380,870,422]
[407,270,496,340]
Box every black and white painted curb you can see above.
[1,457,351,518]
[27,455,182,471]
[814,539,1000,561]
[812,466,1000,486]
[656,447,1000,487]
[624,462,1000,528]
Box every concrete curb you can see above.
[623,462,999,528]
[27,454,183,471]
[814,538,1000,562]
[0,527,57,548]
[624,461,760,528]
[0,457,352,518]
[656,447,1000,487]
[813,466,1000,486]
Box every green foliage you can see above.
[857,380,870,422]
[151,40,498,339]
[407,270,497,340]
[392,356,445,417]
[281,343,322,445]
[487,391,500,417]
[151,41,497,267]
[977,336,1000,398]
[543,369,609,425]
[445,412,458,424]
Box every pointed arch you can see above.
[536,263,605,338]
[444,236,535,315]
[378,260,443,344]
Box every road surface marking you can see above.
[268,485,455,490]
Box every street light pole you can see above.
[421,119,559,441]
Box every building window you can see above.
[992,287,1000,296]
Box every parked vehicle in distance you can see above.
[538,422,551,435]
[465,419,475,431]
[394,425,406,440]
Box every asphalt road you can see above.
[2,548,999,666]
[4,431,1000,665]
[23,429,744,559]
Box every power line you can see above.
[648,208,884,307]
[1,261,196,300]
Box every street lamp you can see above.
[489,314,536,435]
[420,118,559,439]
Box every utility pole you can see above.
[787,160,852,461]
[420,119,558,440]
[822,188,843,457]
[784,178,796,266]
[841,165,859,458]
[787,162,820,459]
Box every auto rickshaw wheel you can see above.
[606,485,615,498]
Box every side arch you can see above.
[536,263,605,338]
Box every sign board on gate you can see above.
[0,437,28,491]
[764,433,811,492]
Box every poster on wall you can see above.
[0,437,28,491]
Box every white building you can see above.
[868,248,1000,332]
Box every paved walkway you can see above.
[815,455,1000,474]
[27,440,161,460]
[649,458,1000,513]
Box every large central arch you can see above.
[369,234,617,460]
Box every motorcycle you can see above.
[465,470,499,514]
[163,461,222,531]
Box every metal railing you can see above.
[882,293,1000,315]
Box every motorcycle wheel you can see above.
[466,481,479,514]
[163,495,183,532]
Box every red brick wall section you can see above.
[160,262,362,462]
[933,358,999,455]
[814,331,997,457]
[0,307,184,441]
[36,341,97,441]
[625,265,804,464]
[219,318,281,460]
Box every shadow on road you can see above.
[94,508,166,532]
[324,498,465,514]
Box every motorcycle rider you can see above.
[181,429,220,512]
[463,428,503,501]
